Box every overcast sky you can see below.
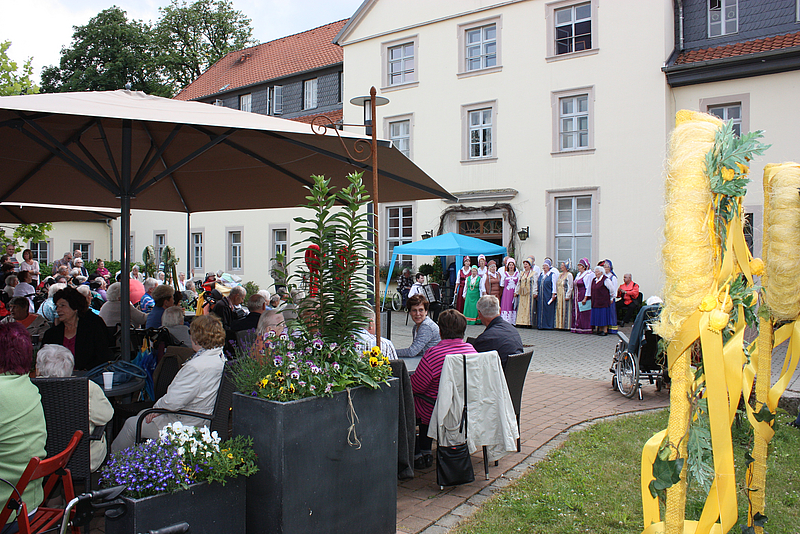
[1,0,364,84]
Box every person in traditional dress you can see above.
[584,265,615,336]
[514,257,537,327]
[571,258,593,334]
[454,256,471,313]
[462,265,482,325]
[476,254,487,278]
[537,258,558,330]
[555,260,574,330]
[481,260,502,301]
[602,259,619,334]
[499,258,518,323]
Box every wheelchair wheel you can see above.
[616,351,639,398]
[391,292,403,312]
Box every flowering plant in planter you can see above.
[231,172,392,401]
[100,422,258,498]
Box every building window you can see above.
[269,86,282,115]
[555,2,591,54]
[551,87,594,154]
[228,230,243,272]
[273,229,288,258]
[71,242,92,262]
[303,78,318,110]
[29,240,49,265]
[461,101,497,162]
[239,93,251,112]
[466,24,497,71]
[457,17,502,77]
[390,120,411,158]
[154,233,166,266]
[191,232,203,272]
[387,205,413,265]
[555,196,592,267]
[129,233,135,261]
[388,43,415,86]
[708,103,742,136]
[709,0,738,37]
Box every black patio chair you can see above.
[503,349,534,452]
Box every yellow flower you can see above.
[699,294,718,312]
[369,356,379,367]
[749,258,765,277]
[721,167,735,182]
[709,309,730,333]
[289,383,296,393]
[259,378,269,388]
[736,162,749,175]
[227,453,234,459]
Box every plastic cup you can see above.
[102,371,114,390]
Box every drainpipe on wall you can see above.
[106,219,113,260]
[678,0,684,51]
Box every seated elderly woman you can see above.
[410,309,476,469]
[41,286,112,371]
[35,344,114,472]
[145,284,175,328]
[2,297,49,339]
[112,314,227,452]
[13,270,36,312]
[163,305,192,346]
[39,282,66,323]
[98,282,147,327]
[76,285,100,315]
[0,323,46,532]
[396,294,441,360]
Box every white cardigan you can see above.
[428,351,519,462]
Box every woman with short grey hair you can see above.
[163,305,192,346]
[35,344,114,471]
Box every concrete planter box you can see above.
[232,379,398,534]
[105,478,245,534]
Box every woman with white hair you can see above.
[98,282,147,327]
[162,305,192,346]
[36,344,114,471]
[582,265,615,336]
[39,282,65,323]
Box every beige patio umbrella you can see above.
[0,89,454,356]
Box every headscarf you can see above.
[563,259,571,271]
[579,257,590,269]
[543,258,552,268]
[470,265,479,276]
[603,258,617,278]
[506,258,516,271]
[478,254,486,264]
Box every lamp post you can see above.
[349,88,389,340]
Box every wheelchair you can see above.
[610,304,668,399]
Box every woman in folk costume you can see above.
[462,265,482,325]
[585,265,615,336]
[481,260,502,301]
[499,257,519,323]
[555,260,574,330]
[514,256,538,327]
[476,254,488,277]
[602,259,619,333]
[537,258,558,330]
[454,256,471,313]
[571,257,593,334]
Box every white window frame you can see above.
[385,204,414,265]
[70,241,93,262]
[551,86,595,156]
[129,232,135,262]
[269,225,289,260]
[382,37,417,90]
[457,16,502,78]
[227,227,244,273]
[239,93,252,112]
[461,100,498,163]
[700,93,750,136]
[28,239,51,266]
[153,232,167,268]
[270,85,283,115]
[546,187,599,265]
[384,113,413,159]
[546,0,598,61]
[708,0,738,38]
[191,229,204,273]
[303,78,318,110]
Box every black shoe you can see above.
[414,454,433,470]
[599,332,607,336]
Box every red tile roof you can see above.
[675,31,800,65]
[175,19,347,101]
[290,109,343,126]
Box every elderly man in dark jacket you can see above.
[472,295,523,367]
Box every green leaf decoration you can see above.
[753,404,774,423]
[753,512,768,527]
[650,455,684,498]
[744,451,754,469]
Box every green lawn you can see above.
[454,409,800,534]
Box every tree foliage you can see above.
[153,0,255,92]
[0,223,53,252]
[0,41,39,96]
[40,7,170,96]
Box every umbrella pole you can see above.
[120,119,132,361]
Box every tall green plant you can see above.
[288,173,373,345]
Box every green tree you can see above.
[153,0,255,93]
[40,7,170,96]
[0,223,53,252]
[0,41,39,96]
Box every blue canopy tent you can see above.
[383,232,507,306]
